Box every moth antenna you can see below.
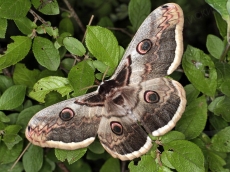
[10,143,31,171]
[82,15,94,43]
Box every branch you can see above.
[107,27,133,38]
[62,0,85,32]
[29,9,49,26]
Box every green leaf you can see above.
[67,160,92,172]
[227,0,230,15]
[29,76,73,103]
[211,126,230,152]
[220,80,230,96]
[176,96,207,140]
[61,58,75,71]
[184,84,200,105]
[163,140,204,172]
[32,36,60,71]
[47,26,59,38]
[68,60,95,96]
[56,32,72,46]
[208,150,228,172]
[215,62,230,82]
[129,155,157,172]
[97,16,114,27]
[44,91,65,107]
[192,133,211,146]
[88,140,105,154]
[85,26,119,70]
[3,125,22,149]
[209,114,228,130]
[93,60,114,76]
[31,0,59,15]
[0,18,7,38]
[4,124,21,134]
[0,141,23,164]
[128,0,151,31]
[13,63,40,88]
[0,36,32,70]
[215,62,230,96]
[206,34,224,59]
[16,105,44,133]
[38,69,64,79]
[3,134,22,150]
[55,148,87,164]
[63,37,86,56]
[213,11,227,38]
[23,145,43,172]
[206,0,229,22]
[119,46,125,61]
[14,17,37,35]
[0,0,31,19]
[182,45,217,96]
[0,75,14,93]
[0,85,26,110]
[86,150,108,161]
[36,24,58,37]
[161,152,175,170]
[0,121,5,130]
[39,157,55,172]
[59,18,74,35]
[7,113,19,125]
[225,153,230,169]
[0,162,24,172]
[0,111,10,122]
[160,131,185,144]
[100,158,120,172]
[208,96,230,122]
[158,166,173,172]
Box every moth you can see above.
[26,3,186,161]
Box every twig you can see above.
[57,162,69,172]
[107,27,133,38]
[71,54,81,66]
[62,0,85,32]
[156,149,162,166]
[29,9,49,26]
[81,15,94,43]
[10,143,31,171]
[219,39,230,62]
[59,7,70,13]
[121,161,127,172]
[2,68,12,77]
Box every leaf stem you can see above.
[220,40,230,62]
